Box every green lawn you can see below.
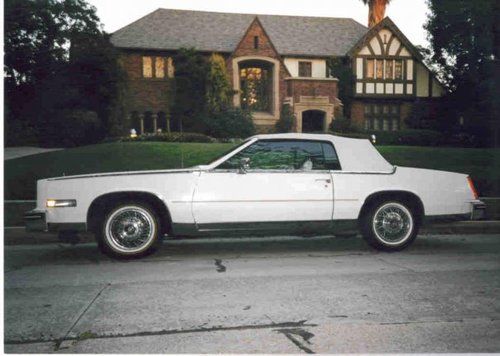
[4,142,500,200]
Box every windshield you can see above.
[206,139,252,165]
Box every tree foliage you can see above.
[327,57,355,119]
[206,53,234,114]
[274,104,295,133]
[203,108,255,139]
[359,0,391,27]
[425,0,500,145]
[171,48,209,132]
[4,0,125,146]
[5,0,101,85]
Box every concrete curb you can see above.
[4,221,500,246]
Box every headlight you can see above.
[46,199,77,208]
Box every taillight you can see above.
[467,176,479,200]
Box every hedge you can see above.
[115,132,216,143]
[330,129,445,146]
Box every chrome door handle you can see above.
[315,178,331,184]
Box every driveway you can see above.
[4,146,63,160]
[4,234,500,353]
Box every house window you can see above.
[366,59,375,79]
[376,59,384,79]
[385,60,394,79]
[364,103,400,131]
[167,57,174,78]
[240,60,272,112]
[299,61,312,77]
[143,56,153,78]
[143,56,173,79]
[254,36,259,49]
[395,60,403,80]
[155,57,165,78]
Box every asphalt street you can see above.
[4,233,500,353]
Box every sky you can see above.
[87,0,431,47]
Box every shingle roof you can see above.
[111,8,368,57]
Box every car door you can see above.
[192,139,340,232]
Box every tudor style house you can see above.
[111,9,444,134]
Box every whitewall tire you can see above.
[361,200,419,251]
[98,202,161,258]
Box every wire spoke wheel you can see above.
[372,202,413,246]
[104,205,157,254]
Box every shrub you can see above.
[328,129,446,146]
[118,132,215,143]
[204,108,256,139]
[39,110,103,147]
[329,131,370,140]
[274,104,295,133]
[5,119,38,147]
[329,115,353,133]
[366,129,444,146]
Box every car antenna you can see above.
[180,119,184,168]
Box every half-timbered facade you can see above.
[348,18,444,131]
[111,9,444,134]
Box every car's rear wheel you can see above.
[97,202,161,259]
[361,200,419,251]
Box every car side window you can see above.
[322,142,342,170]
[216,140,341,171]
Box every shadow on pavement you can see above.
[5,233,499,270]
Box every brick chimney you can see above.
[368,0,390,27]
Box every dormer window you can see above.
[298,61,312,77]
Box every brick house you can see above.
[111,9,444,134]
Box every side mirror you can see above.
[238,157,250,174]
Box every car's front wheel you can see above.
[97,202,162,259]
[361,200,419,251]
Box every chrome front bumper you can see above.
[24,210,48,232]
[24,210,87,233]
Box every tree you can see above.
[206,53,234,114]
[360,0,391,27]
[5,0,101,85]
[171,48,209,132]
[425,0,500,146]
[4,0,105,145]
[274,104,295,133]
[327,57,355,120]
[69,33,127,136]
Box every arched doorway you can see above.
[130,111,141,133]
[302,110,326,132]
[143,111,154,133]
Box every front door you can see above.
[192,139,340,232]
[301,110,326,132]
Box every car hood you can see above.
[45,166,207,181]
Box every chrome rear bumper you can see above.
[470,201,486,220]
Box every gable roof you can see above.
[111,8,368,57]
[347,17,423,60]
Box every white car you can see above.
[25,133,485,258]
